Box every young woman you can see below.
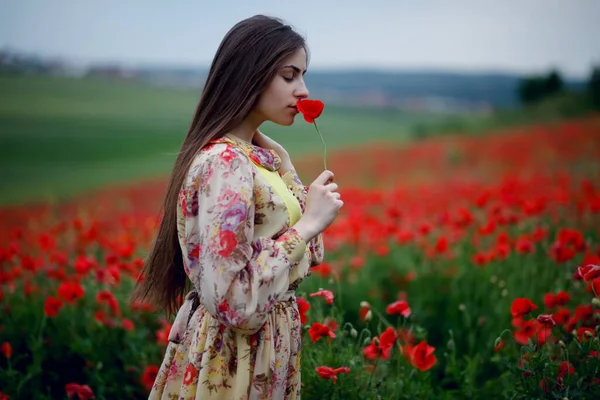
[131,14,343,399]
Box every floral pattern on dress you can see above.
[149,134,324,400]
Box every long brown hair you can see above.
[131,15,308,317]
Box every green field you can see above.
[0,74,450,206]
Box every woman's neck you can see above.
[228,113,263,143]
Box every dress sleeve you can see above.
[183,146,307,334]
[280,168,325,266]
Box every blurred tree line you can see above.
[518,66,600,109]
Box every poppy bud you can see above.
[494,337,503,348]
[592,298,600,308]
[350,329,358,338]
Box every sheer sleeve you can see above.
[280,168,324,266]
[183,146,307,334]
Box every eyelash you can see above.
[283,75,294,82]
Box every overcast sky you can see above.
[1,0,599,78]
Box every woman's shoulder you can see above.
[186,139,253,182]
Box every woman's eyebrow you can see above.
[282,65,307,75]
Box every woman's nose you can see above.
[295,81,309,99]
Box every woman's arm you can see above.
[183,145,307,334]
[281,168,325,266]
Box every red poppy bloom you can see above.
[315,366,350,384]
[65,383,95,400]
[409,340,437,372]
[57,281,85,304]
[558,361,575,379]
[578,264,600,282]
[577,327,595,342]
[514,320,536,345]
[379,327,397,350]
[296,99,324,123]
[363,328,397,360]
[96,290,120,316]
[308,322,336,343]
[141,365,159,391]
[295,297,310,324]
[386,300,411,317]
[0,342,12,359]
[536,314,556,326]
[44,296,64,317]
[121,319,135,331]
[511,298,538,318]
[515,237,535,253]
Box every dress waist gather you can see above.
[167,290,297,344]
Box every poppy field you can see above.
[1,115,600,399]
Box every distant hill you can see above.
[0,48,587,111]
[132,67,585,111]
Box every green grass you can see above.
[0,73,447,206]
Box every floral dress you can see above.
[149,133,324,400]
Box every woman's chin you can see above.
[271,117,295,127]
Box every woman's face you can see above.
[253,47,309,126]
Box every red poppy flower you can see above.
[44,296,64,317]
[363,338,384,360]
[57,281,85,304]
[296,99,327,169]
[577,327,595,342]
[96,290,120,316]
[578,264,600,282]
[308,322,336,343]
[379,327,397,349]
[536,314,556,326]
[65,383,95,400]
[121,319,135,331]
[141,365,159,391]
[557,361,575,379]
[315,366,350,384]
[296,99,324,123]
[295,297,310,324]
[552,307,571,325]
[513,320,536,345]
[309,289,334,305]
[362,328,397,360]
[0,342,12,359]
[386,300,411,318]
[515,237,535,254]
[409,340,437,372]
[511,298,538,318]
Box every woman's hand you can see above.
[293,170,343,242]
[252,130,294,175]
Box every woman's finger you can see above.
[324,183,338,192]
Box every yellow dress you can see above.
[149,134,324,400]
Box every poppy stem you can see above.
[313,120,327,171]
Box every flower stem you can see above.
[313,120,327,171]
